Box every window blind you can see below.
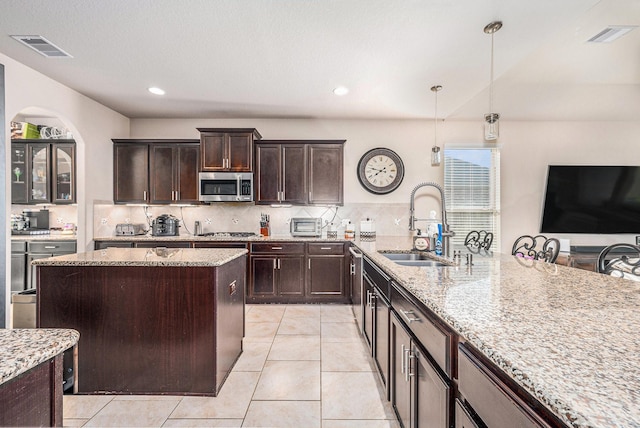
[444,148,501,252]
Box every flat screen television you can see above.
[541,165,640,234]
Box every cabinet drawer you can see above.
[134,241,192,248]
[11,240,27,252]
[28,241,77,253]
[363,257,390,299]
[307,242,345,255]
[458,344,544,428]
[251,242,304,254]
[391,283,450,376]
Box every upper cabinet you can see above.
[255,140,345,206]
[11,139,76,205]
[198,128,262,172]
[113,139,200,204]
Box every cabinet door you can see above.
[251,257,277,297]
[11,143,28,204]
[114,144,149,203]
[282,144,307,204]
[175,144,200,202]
[28,143,50,204]
[227,133,253,171]
[149,145,175,204]
[374,292,390,395]
[413,345,450,428]
[307,256,345,296]
[278,256,305,296]
[255,144,282,204]
[363,276,375,350]
[308,144,343,205]
[200,133,226,171]
[52,144,76,204]
[391,312,412,428]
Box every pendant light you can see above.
[431,85,442,166]
[484,21,502,141]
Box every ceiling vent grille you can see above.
[587,26,637,43]
[10,35,73,58]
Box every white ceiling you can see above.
[0,0,638,121]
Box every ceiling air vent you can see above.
[10,35,73,58]
[587,26,637,43]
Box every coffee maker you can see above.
[23,209,50,230]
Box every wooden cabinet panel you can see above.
[52,143,76,203]
[251,257,278,296]
[455,399,481,428]
[458,343,542,428]
[11,142,28,204]
[308,242,345,255]
[414,344,450,428]
[374,289,390,394]
[251,242,305,254]
[391,312,412,428]
[308,143,343,205]
[308,256,345,296]
[255,144,281,203]
[149,145,175,203]
[114,143,149,203]
[282,144,307,204]
[175,144,200,202]
[278,256,305,296]
[199,128,260,172]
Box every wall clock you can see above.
[357,148,405,194]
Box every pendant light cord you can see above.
[489,30,495,114]
[434,88,438,149]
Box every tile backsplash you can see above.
[93,203,413,238]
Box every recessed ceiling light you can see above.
[148,87,165,95]
[587,26,637,43]
[333,86,349,96]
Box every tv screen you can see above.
[541,165,640,234]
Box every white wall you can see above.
[2,53,129,326]
[132,118,640,251]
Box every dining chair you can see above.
[464,230,494,251]
[597,243,640,280]
[511,234,560,263]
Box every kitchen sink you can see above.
[379,252,447,267]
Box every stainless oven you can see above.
[290,217,322,237]
[198,172,253,202]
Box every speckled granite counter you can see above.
[11,234,77,241]
[32,247,247,267]
[0,328,79,385]
[94,234,347,243]
[357,236,640,428]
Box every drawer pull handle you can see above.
[272,246,283,250]
[403,345,411,382]
[401,344,407,374]
[320,247,332,250]
[400,309,421,324]
[44,246,57,249]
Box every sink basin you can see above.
[379,252,447,267]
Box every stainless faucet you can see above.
[409,182,454,257]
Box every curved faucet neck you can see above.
[409,182,448,231]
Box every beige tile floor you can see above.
[63,304,400,428]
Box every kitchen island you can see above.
[0,328,79,426]
[34,247,247,396]
[358,237,640,428]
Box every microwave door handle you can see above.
[236,175,242,199]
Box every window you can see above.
[444,148,500,252]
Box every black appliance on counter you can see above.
[11,209,50,235]
[152,214,180,236]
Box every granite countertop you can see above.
[357,236,640,428]
[32,247,248,267]
[0,329,79,385]
[93,234,348,242]
[11,234,77,241]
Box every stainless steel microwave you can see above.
[198,172,253,202]
[290,217,322,237]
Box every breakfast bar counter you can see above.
[357,237,640,428]
[34,248,247,396]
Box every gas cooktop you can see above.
[199,232,257,237]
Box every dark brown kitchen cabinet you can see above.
[307,243,347,298]
[249,242,305,303]
[149,143,200,203]
[255,143,307,204]
[255,140,345,206]
[308,143,344,205]
[198,128,261,172]
[391,312,450,428]
[113,139,200,204]
[11,139,76,204]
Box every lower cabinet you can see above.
[391,312,450,428]
[250,255,305,300]
[307,243,346,297]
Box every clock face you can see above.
[357,148,405,194]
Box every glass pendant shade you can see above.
[431,145,441,166]
[484,113,500,141]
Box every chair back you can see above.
[464,230,493,251]
[597,243,640,279]
[511,234,560,263]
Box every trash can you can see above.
[12,288,36,328]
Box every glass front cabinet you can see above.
[11,140,76,205]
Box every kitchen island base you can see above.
[37,253,246,396]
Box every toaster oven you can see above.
[290,218,322,237]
